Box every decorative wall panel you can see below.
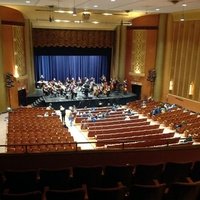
[32,29,114,48]
[13,26,26,76]
[129,30,146,76]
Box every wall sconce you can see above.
[14,65,19,78]
[169,80,173,91]
[189,82,194,96]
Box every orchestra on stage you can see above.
[37,75,128,99]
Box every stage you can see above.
[27,89,136,109]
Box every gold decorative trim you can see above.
[130,30,146,76]
[13,26,26,76]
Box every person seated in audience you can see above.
[175,120,187,131]
[151,106,162,116]
[46,103,53,110]
[125,115,131,120]
[44,112,49,117]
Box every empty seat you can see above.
[88,186,126,200]
[133,163,164,185]
[129,183,166,200]
[103,165,134,188]
[164,181,200,200]
[4,170,38,193]
[2,191,42,200]
[161,162,193,186]
[73,166,103,188]
[39,168,72,190]
[45,188,85,200]
[191,161,200,182]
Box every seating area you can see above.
[6,99,200,153]
[7,107,77,153]
[1,162,200,199]
[73,102,191,149]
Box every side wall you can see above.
[0,6,27,112]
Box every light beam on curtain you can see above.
[34,55,109,83]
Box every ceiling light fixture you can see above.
[92,21,99,24]
[26,0,31,3]
[73,7,77,16]
[72,0,77,16]
[102,12,113,16]
[93,5,98,8]
[180,0,186,21]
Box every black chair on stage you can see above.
[88,186,126,200]
[161,162,193,186]
[39,168,72,191]
[132,163,164,185]
[4,170,38,193]
[164,181,200,200]
[2,191,42,200]
[103,165,134,188]
[129,183,166,200]
[45,188,85,200]
[72,166,103,188]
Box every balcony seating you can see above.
[39,168,72,191]
[45,188,85,200]
[103,165,134,188]
[73,166,103,188]
[129,183,166,200]
[161,162,193,186]
[132,163,164,185]
[2,191,42,200]
[164,181,200,200]
[88,186,126,200]
[4,170,38,193]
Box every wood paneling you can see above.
[170,21,200,101]
[125,15,159,99]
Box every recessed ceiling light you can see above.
[54,10,67,13]
[93,5,98,8]
[54,19,61,22]
[54,19,70,23]
[180,18,185,21]
[66,11,74,14]
[74,20,83,23]
[102,13,113,16]
[155,8,160,11]
[182,3,187,7]
[92,21,99,24]
[111,0,116,2]
[26,0,31,3]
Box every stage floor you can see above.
[43,91,136,109]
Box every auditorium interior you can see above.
[0,0,200,199]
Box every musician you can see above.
[100,74,106,84]
[77,77,82,87]
[83,81,90,98]
[123,79,128,94]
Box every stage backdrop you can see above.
[34,47,111,83]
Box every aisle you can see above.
[62,110,95,150]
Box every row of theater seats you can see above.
[128,100,200,136]
[7,107,76,153]
[1,161,200,199]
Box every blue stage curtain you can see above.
[34,55,109,83]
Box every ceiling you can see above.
[1,0,200,30]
